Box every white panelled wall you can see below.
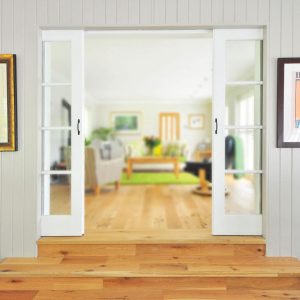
[0,0,299,258]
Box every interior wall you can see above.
[0,0,299,259]
[85,102,212,159]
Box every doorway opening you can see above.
[39,28,264,239]
[83,30,213,240]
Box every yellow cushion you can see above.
[153,144,162,156]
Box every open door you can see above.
[212,29,263,235]
[40,31,84,236]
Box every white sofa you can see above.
[125,140,189,171]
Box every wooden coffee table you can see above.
[127,156,180,179]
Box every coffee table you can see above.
[127,156,180,179]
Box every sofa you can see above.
[125,140,189,171]
[64,139,124,195]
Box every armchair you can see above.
[90,139,124,195]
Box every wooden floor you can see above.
[42,185,263,245]
[3,185,299,299]
[1,247,300,299]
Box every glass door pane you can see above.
[213,29,263,235]
[40,30,84,236]
[43,41,72,83]
[226,40,262,82]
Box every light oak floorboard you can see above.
[40,185,264,245]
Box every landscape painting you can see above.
[111,112,142,135]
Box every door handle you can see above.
[77,119,81,135]
[214,118,218,134]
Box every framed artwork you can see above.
[277,58,300,147]
[188,114,205,129]
[111,111,142,135]
[0,54,17,151]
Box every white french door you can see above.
[40,31,84,236]
[212,29,263,235]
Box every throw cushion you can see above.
[97,140,124,160]
[99,142,111,160]
[129,140,145,157]
[164,142,181,157]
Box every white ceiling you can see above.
[84,31,213,105]
[47,30,259,106]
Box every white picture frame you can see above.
[188,114,205,129]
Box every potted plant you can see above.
[90,127,116,142]
[144,136,161,155]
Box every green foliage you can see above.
[85,138,92,146]
[144,136,161,149]
[90,127,116,141]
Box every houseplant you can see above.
[144,136,161,155]
[90,127,116,141]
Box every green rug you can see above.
[121,172,198,185]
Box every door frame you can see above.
[38,30,85,236]
[36,26,268,239]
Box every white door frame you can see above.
[37,26,267,239]
[212,29,264,235]
[39,30,85,236]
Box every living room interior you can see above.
[46,29,262,240]
[3,2,300,298]
[49,30,214,238]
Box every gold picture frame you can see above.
[0,54,17,151]
[188,114,205,129]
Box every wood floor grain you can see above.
[3,186,295,299]
[41,185,264,245]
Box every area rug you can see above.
[121,172,198,185]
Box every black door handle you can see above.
[215,118,218,134]
[77,119,80,135]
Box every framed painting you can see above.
[188,114,204,129]
[277,58,300,148]
[0,54,17,151]
[111,111,142,135]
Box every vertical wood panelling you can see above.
[37,0,48,26]
[47,0,60,26]
[188,0,201,24]
[177,0,189,24]
[139,0,152,24]
[266,0,281,256]
[235,0,246,24]
[165,0,177,24]
[212,0,223,24]
[223,0,235,24]
[128,0,139,24]
[246,0,258,24]
[279,0,293,256]
[94,0,106,25]
[59,0,72,26]
[0,0,14,259]
[292,0,300,259]
[117,0,129,24]
[105,0,117,24]
[83,0,94,25]
[1,0,300,259]
[23,0,37,257]
[12,0,25,257]
[200,0,212,24]
[258,0,269,25]
[71,0,83,25]
[153,0,166,24]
